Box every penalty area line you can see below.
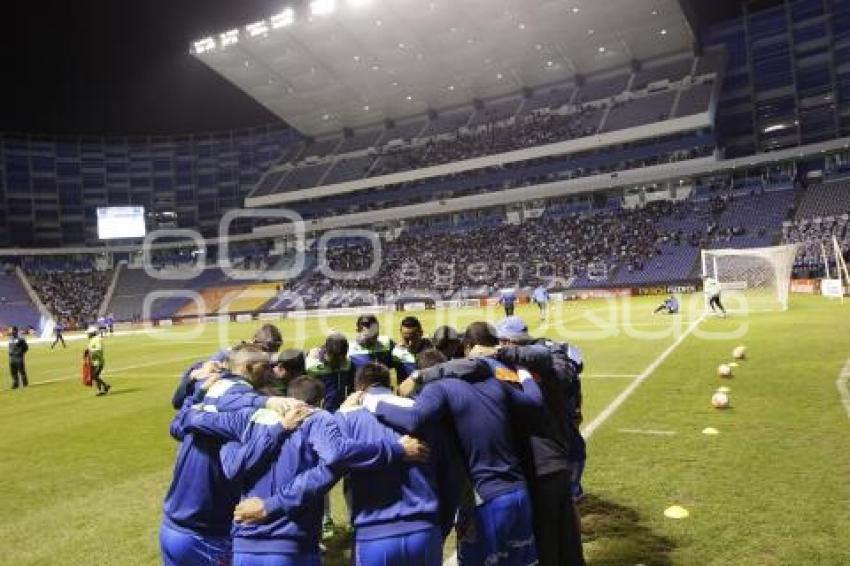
[618,428,677,436]
[443,317,704,566]
[835,358,850,419]
[581,315,705,440]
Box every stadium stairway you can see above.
[97,262,124,316]
[174,284,249,317]
[217,283,280,314]
[0,271,42,329]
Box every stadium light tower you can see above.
[246,20,270,37]
[193,37,216,54]
[271,8,295,28]
[220,29,240,47]
[311,0,336,16]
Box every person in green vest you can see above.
[86,325,111,396]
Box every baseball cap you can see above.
[496,316,531,342]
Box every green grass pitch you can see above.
[2,294,849,565]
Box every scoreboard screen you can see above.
[96,206,146,239]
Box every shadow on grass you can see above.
[100,387,143,397]
[580,494,676,566]
[318,495,675,565]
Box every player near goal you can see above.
[703,277,727,317]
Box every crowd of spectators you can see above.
[783,215,850,277]
[28,270,111,328]
[295,136,714,221]
[287,187,795,300]
[369,106,602,177]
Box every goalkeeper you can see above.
[704,277,727,317]
[653,296,679,315]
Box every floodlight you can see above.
[271,8,295,28]
[220,29,240,47]
[246,20,270,37]
[193,37,216,54]
[311,0,336,16]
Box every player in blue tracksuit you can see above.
[372,322,543,566]
[189,376,428,566]
[160,344,294,566]
[499,291,517,317]
[653,295,679,315]
[532,286,550,322]
[171,325,284,409]
[337,362,455,565]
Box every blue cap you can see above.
[496,316,531,341]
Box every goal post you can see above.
[821,235,849,302]
[701,244,799,312]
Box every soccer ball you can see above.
[711,391,730,409]
[717,363,733,378]
[733,346,747,360]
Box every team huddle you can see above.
[162,315,587,566]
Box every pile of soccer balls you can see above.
[711,346,747,409]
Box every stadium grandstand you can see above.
[3,1,850,565]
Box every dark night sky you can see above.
[0,0,745,137]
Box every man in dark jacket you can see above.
[8,326,29,389]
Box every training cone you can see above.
[664,505,690,519]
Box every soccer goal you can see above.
[701,244,799,312]
[819,235,850,303]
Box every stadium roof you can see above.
[193,0,694,137]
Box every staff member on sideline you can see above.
[86,325,111,396]
[51,321,66,349]
[8,326,29,389]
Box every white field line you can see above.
[581,314,704,440]
[618,428,677,436]
[0,328,165,347]
[835,359,850,418]
[443,316,705,565]
[21,353,205,388]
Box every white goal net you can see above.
[701,244,798,312]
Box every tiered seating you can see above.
[0,273,40,329]
[795,180,850,219]
[176,285,247,317]
[575,73,631,102]
[632,58,694,90]
[713,190,795,248]
[321,155,374,185]
[107,267,232,320]
[218,283,280,313]
[602,91,676,132]
[279,162,331,191]
[418,108,473,137]
[784,216,850,276]
[519,86,575,115]
[675,82,714,117]
[467,98,522,128]
[250,55,708,200]
[335,129,383,153]
[301,137,342,160]
[383,119,427,142]
[613,245,700,286]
